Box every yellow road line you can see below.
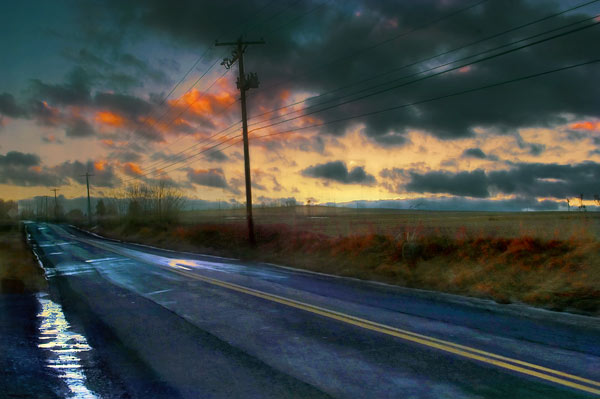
[65,233,600,395]
[168,268,600,396]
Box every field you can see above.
[98,207,600,315]
[183,206,600,240]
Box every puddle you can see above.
[36,293,101,399]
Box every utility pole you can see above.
[45,196,48,222]
[50,189,59,221]
[216,36,264,246]
[80,172,94,225]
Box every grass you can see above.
[0,222,47,294]
[96,207,600,315]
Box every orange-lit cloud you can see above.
[570,120,600,131]
[94,160,107,171]
[95,111,125,127]
[123,162,143,175]
[170,88,235,116]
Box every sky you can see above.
[1,0,600,211]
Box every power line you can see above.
[131,0,329,178]
[128,0,483,178]
[245,0,600,124]
[134,58,600,182]
[245,18,600,135]
[253,0,492,95]
[251,58,600,141]
[159,0,595,170]
[123,3,599,183]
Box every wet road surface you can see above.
[25,222,600,398]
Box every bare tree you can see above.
[579,193,586,212]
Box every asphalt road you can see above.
[25,222,600,398]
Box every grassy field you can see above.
[98,207,600,315]
[0,222,47,294]
[183,206,600,240]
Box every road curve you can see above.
[26,222,600,398]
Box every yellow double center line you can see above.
[167,267,600,395]
[66,232,600,395]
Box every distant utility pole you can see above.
[45,196,48,222]
[216,36,265,246]
[80,172,94,225]
[50,188,59,220]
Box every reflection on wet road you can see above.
[37,293,100,399]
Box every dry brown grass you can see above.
[97,208,600,315]
[0,222,47,294]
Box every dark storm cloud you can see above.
[186,167,239,193]
[302,160,376,185]
[93,92,152,119]
[406,169,489,198]
[118,53,168,84]
[97,0,600,143]
[0,93,27,118]
[65,117,96,138]
[53,160,120,188]
[395,162,600,198]
[205,150,228,162]
[108,150,142,163]
[0,151,121,188]
[462,147,487,159]
[30,67,92,106]
[0,151,40,167]
[0,151,64,187]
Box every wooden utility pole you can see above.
[216,36,264,246]
[50,189,59,220]
[81,172,93,225]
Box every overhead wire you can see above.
[119,0,311,182]
[251,0,492,96]
[244,17,600,136]
[126,18,600,181]
[130,0,493,180]
[131,58,600,181]
[129,0,329,179]
[244,0,600,125]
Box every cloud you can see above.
[118,53,168,84]
[406,169,489,198]
[205,150,228,162]
[395,162,600,199]
[0,151,40,167]
[0,93,27,118]
[65,117,96,138]
[53,160,120,187]
[30,67,92,106]
[186,167,239,194]
[0,151,64,187]
[302,160,376,185]
[462,147,487,159]
[93,92,152,119]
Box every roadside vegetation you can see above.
[91,198,600,315]
[9,187,600,315]
[0,220,47,294]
